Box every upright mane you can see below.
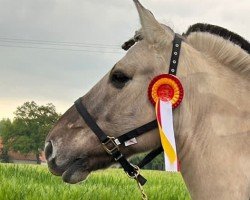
[185,23,250,54]
[184,23,250,80]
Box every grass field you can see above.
[0,164,190,200]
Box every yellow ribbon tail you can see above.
[158,124,177,163]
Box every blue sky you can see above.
[0,0,249,119]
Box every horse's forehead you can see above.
[119,42,157,71]
[127,41,152,57]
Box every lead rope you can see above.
[136,178,148,200]
[126,165,148,200]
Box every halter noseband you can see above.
[74,34,182,185]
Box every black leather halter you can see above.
[74,34,182,185]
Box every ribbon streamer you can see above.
[156,99,179,172]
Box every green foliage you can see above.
[0,148,10,163]
[0,102,60,163]
[0,119,12,162]
[0,164,191,200]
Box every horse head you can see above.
[44,0,185,184]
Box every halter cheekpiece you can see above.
[74,34,183,186]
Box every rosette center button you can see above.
[157,84,174,102]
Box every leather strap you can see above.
[138,147,163,168]
[116,120,158,145]
[75,98,108,143]
[169,34,182,75]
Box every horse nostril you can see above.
[45,141,53,161]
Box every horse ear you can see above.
[133,0,172,45]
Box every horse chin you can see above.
[61,158,90,184]
[62,168,90,184]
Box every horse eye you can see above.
[110,71,131,89]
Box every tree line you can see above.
[0,101,164,169]
[0,101,60,164]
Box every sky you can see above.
[0,0,249,119]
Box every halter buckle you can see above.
[102,136,119,155]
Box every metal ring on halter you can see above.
[126,164,140,179]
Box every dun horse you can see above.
[45,1,250,199]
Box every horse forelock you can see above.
[122,24,175,51]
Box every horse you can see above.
[45,0,250,199]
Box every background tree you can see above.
[0,102,60,164]
[0,119,12,162]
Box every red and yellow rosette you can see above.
[148,74,184,171]
[148,74,184,109]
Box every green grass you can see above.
[0,164,190,200]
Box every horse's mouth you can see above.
[61,158,90,184]
[47,157,90,184]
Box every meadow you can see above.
[0,164,190,200]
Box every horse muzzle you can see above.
[45,141,90,183]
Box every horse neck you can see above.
[173,42,249,159]
[187,32,250,81]
[171,41,250,199]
